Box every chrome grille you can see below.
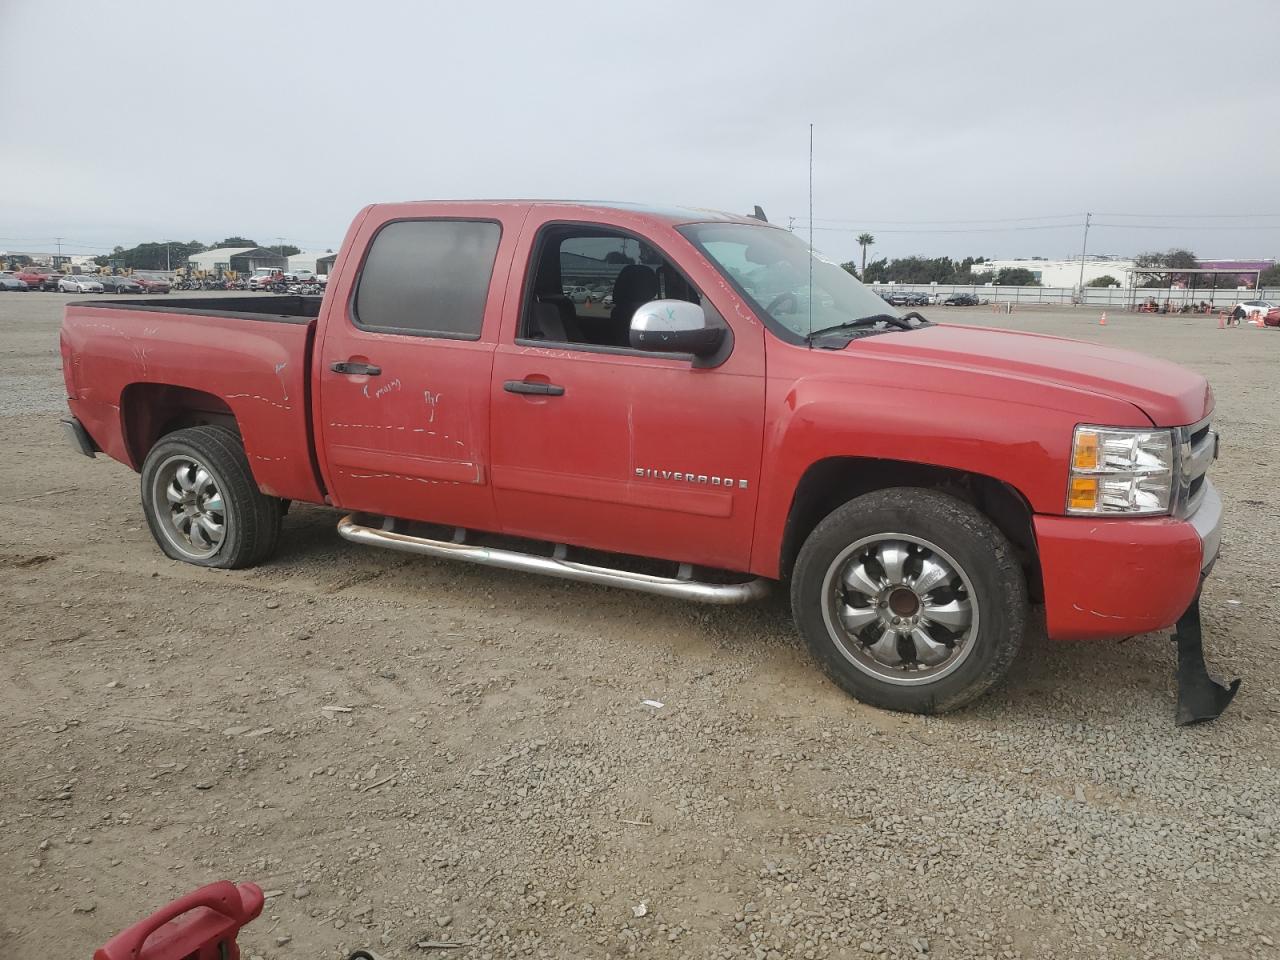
[1175,416,1216,517]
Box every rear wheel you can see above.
[140,425,281,569]
[791,488,1027,714]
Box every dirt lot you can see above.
[1,294,1277,960]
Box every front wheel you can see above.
[140,425,282,569]
[791,488,1027,714]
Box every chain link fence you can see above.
[869,283,1278,309]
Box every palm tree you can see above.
[857,233,876,277]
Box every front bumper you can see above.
[1035,480,1222,641]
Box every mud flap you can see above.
[1173,595,1240,725]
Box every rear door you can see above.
[314,203,526,531]
[489,211,766,572]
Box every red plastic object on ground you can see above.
[94,881,264,960]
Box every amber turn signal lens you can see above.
[1072,430,1099,470]
[1068,476,1099,511]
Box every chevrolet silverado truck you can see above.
[59,201,1239,721]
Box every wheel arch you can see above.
[120,383,240,469]
[779,456,1043,601]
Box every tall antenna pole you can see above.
[808,122,814,342]
[1076,212,1092,301]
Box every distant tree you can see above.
[1259,265,1280,286]
[1135,248,1198,287]
[1086,275,1119,287]
[856,233,875,276]
[993,267,1039,286]
[604,251,634,265]
[93,240,206,270]
[854,254,994,285]
[276,244,301,257]
[217,236,257,248]
[952,256,989,284]
[861,257,890,283]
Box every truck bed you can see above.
[78,295,324,322]
[60,299,327,504]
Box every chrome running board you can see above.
[337,514,770,605]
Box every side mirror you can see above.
[629,299,724,357]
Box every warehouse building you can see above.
[186,247,287,277]
[970,257,1137,287]
[287,250,335,274]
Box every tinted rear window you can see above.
[354,220,500,338]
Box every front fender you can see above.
[748,371,1140,577]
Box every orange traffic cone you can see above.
[1218,312,1226,329]
[1099,312,1107,326]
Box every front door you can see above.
[489,216,766,572]
[315,206,522,531]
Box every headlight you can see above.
[1067,426,1173,516]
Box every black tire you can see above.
[791,487,1027,714]
[140,425,282,569]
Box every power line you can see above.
[1092,223,1280,231]
[799,213,1085,226]
[1097,211,1280,219]
[802,223,1087,235]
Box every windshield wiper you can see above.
[806,311,929,343]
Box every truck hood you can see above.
[852,323,1211,426]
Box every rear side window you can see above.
[353,219,500,339]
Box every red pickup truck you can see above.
[18,267,61,291]
[59,201,1237,721]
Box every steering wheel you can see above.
[765,292,799,314]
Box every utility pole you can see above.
[55,237,63,266]
[1076,212,1092,301]
[165,241,171,272]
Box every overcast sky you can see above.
[3,0,1279,264]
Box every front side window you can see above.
[679,222,898,342]
[520,225,701,349]
[354,219,500,338]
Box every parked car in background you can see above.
[58,275,105,293]
[944,293,981,306]
[133,274,172,294]
[1231,299,1275,323]
[249,268,284,290]
[99,276,145,294]
[880,290,911,306]
[0,272,31,291]
[17,268,61,291]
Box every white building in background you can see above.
[970,257,1136,287]
[287,250,334,274]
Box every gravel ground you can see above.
[0,293,1277,960]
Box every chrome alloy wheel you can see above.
[820,533,979,686]
[150,455,227,560]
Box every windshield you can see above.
[678,222,900,341]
